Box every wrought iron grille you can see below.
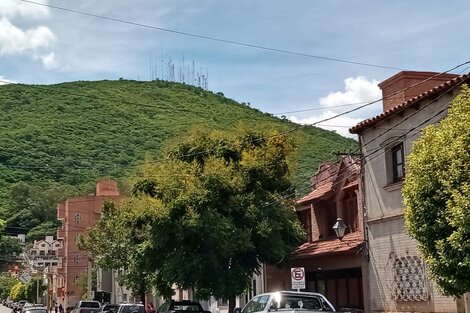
[391,254,428,301]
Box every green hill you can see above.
[0,79,357,237]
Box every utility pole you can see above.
[87,257,93,300]
[36,278,40,304]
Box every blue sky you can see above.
[1,0,469,137]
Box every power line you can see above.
[284,72,470,202]
[17,0,405,71]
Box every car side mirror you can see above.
[233,308,241,313]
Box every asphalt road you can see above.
[0,305,12,313]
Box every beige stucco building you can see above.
[350,71,469,313]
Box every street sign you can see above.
[19,273,32,284]
[291,267,305,291]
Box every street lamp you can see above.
[332,218,347,240]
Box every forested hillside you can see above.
[0,79,357,239]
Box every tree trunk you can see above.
[140,282,146,307]
[228,295,236,313]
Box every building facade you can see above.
[350,71,469,313]
[265,155,366,311]
[27,236,63,269]
[57,180,121,309]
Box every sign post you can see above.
[291,267,305,292]
[19,273,32,284]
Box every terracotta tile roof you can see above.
[349,73,470,134]
[341,180,358,190]
[294,232,363,258]
[296,182,333,205]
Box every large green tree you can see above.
[4,182,78,241]
[83,128,305,311]
[80,200,156,304]
[404,85,470,296]
[0,219,22,267]
[0,275,17,299]
[137,128,304,308]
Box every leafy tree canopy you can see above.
[9,281,26,301]
[3,182,78,240]
[0,275,17,299]
[23,278,46,303]
[404,85,470,297]
[83,128,305,306]
[0,219,22,266]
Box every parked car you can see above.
[157,300,210,313]
[116,303,145,313]
[99,304,119,313]
[234,291,335,313]
[23,307,48,313]
[71,300,101,313]
[22,304,45,313]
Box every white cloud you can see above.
[290,111,361,139]
[0,0,50,19]
[320,76,381,107]
[0,17,57,68]
[39,51,59,69]
[0,75,15,85]
[289,76,383,138]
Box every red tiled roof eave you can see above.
[295,183,333,205]
[293,232,363,258]
[349,74,470,134]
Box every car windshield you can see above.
[274,295,333,312]
[242,295,270,313]
[120,306,145,313]
[81,302,101,308]
[25,310,47,313]
[103,305,119,313]
[172,305,200,311]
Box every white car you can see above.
[116,303,145,313]
[236,291,335,313]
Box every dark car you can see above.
[157,301,210,313]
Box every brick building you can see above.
[56,180,121,309]
[265,155,366,311]
[350,71,469,312]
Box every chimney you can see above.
[379,71,459,112]
[95,180,120,197]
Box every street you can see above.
[0,305,12,313]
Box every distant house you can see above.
[27,235,63,269]
[350,71,469,313]
[265,155,366,311]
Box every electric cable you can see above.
[17,0,405,71]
